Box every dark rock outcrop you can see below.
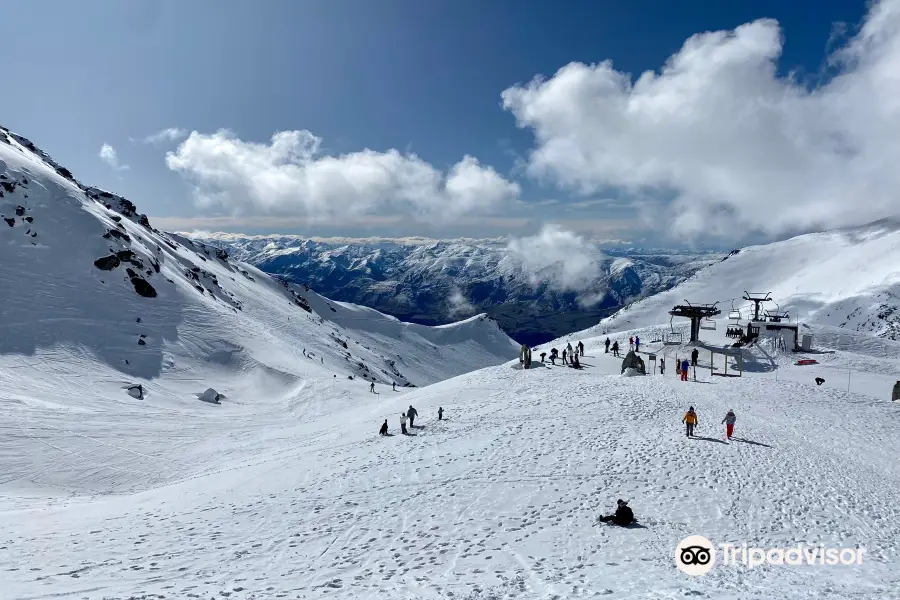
[93,255,121,270]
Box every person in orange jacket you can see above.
[682,406,698,437]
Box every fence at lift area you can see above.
[775,364,900,400]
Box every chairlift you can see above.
[728,310,741,320]
[700,318,717,330]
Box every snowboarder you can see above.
[438,406,444,420]
[562,349,568,365]
[691,348,699,367]
[571,352,580,368]
[599,499,635,526]
[604,338,611,353]
[816,377,826,386]
[634,336,640,352]
[407,405,418,427]
[721,409,736,439]
[370,382,376,393]
[578,341,584,356]
[659,357,665,375]
[379,420,388,436]
[629,336,634,351]
[680,358,690,381]
[392,381,397,391]
[567,342,574,358]
[540,352,546,363]
[683,406,698,436]
[400,412,408,435]
[611,341,620,357]
[550,348,558,365]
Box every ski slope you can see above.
[0,127,519,496]
[582,222,900,340]
[3,126,900,599]
[2,348,900,599]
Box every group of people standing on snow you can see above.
[544,341,584,367]
[380,404,444,436]
[682,406,737,439]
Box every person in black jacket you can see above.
[379,420,388,436]
[599,499,635,526]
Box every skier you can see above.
[438,406,444,420]
[691,348,699,367]
[721,409,736,439]
[611,341,620,357]
[680,358,690,381]
[599,499,635,526]
[540,352,547,363]
[683,406,698,437]
[550,348,558,365]
[567,342,574,358]
[407,405,418,428]
[370,382,376,393]
[629,336,634,351]
[660,357,665,375]
[379,420,388,436]
[571,352,580,368]
[604,338,611,353]
[400,412,408,435]
[392,381,396,391]
[562,349,568,365]
[635,336,640,352]
[578,341,584,357]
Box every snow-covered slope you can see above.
[3,126,899,599]
[0,126,518,492]
[193,233,721,345]
[582,222,900,340]
[3,337,900,598]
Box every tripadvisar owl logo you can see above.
[675,535,716,576]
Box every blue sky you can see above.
[5,0,894,248]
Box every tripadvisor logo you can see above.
[675,536,866,576]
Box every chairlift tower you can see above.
[743,291,773,322]
[669,301,721,343]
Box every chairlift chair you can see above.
[728,309,741,320]
[700,318,717,330]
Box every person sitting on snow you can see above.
[379,420,388,436]
[599,499,635,526]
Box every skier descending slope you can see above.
[683,406,698,437]
[722,409,736,439]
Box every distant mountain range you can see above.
[188,234,724,344]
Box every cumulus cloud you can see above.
[505,224,604,292]
[502,0,900,240]
[142,127,188,145]
[98,144,129,171]
[165,129,520,222]
[447,288,477,317]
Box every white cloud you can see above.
[142,128,188,145]
[505,224,603,292]
[98,144,129,171]
[165,129,520,222]
[447,288,477,317]
[502,0,900,240]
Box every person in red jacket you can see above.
[722,410,736,439]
